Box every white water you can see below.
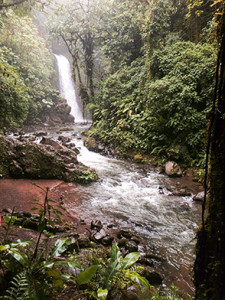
[54,54,85,123]
[74,134,201,292]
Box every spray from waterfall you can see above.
[54,54,85,123]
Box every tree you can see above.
[194,1,225,299]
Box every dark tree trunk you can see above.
[83,32,94,99]
[195,7,225,299]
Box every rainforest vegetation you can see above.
[50,0,218,167]
[1,0,225,299]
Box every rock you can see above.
[78,234,90,248]
[35,131,48,137]
[134,154,144,163]
[142,268,163,285]
[180,202,190,210]
[2,208,13,214]
[58,136,71,143]
[0,136,98,183]
[125,286,139,300]
[117,228,133,239]
[158,186,164,194]
[101,236,114,246]
[91,220,103,231]
[94,229,106,241]
[118,238,127,247]
[130,236,140,245]
[59,127,74,132]
[165,161,182,177]
[125,241,138,252]
[193,191,205,202]
[107,223,116,228]
[84,137,98,152]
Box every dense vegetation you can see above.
[51,0,217,167]
[0,8,59,132]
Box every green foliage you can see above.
[0,271,30,300]
[82,244,152,299]
[151,284,193,299]
[91,41,216,165]
[0,9,59,130]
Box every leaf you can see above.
[8,249,28,266]
[0,244,10,251]
[50,238,71,258]
[121,252,140,269]
[76,265,98,285]
[47,219,55,227]
[110,244,121,263]
[124,270,151,290]
[53,279,64,288]
[48,268,61,277]
[97,288,108,300]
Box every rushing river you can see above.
[45,124,201,294]
[52,53,202,294]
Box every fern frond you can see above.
[0,271,30,300]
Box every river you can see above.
[53,54,202,294]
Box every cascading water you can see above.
[54,54,85,123]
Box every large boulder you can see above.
[0,135,98,183]
[165,161,182,177]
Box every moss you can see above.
[74,169,98,184]
[59,127,74,132]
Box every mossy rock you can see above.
[59,127,74,132]
[134,154,144,163]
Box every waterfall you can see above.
[54,54,85,123]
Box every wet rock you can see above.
[134,154,144,163]
[59,127,74,132]
[94,229,106,241]
[35,131,48,137]
[125,285,153,300]
[117,228,133,239]
[130,236,140,245]
[9,160,23,177]
[84,137,98,152]
[2,208,13,214]
[165,161,182,177]
[0,136,98,183]
[58,136,71,144]
[91,220,103,231]
[101,236,114,246]
[78,234,90,248]
[125,286,139,300]
[165,185,191,197]
[145,251,162,262]
[158,186,164,194]
[107,223,116,228]
[180,202,190,210]
[142,268,163,285]
[125,241,138,252]
[193,191,205,202]
[118,238,127,247]
[28,136,36,142]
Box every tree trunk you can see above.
[195,8,225,299]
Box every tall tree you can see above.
[194,1,225,299]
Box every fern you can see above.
[0,271,30,300]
